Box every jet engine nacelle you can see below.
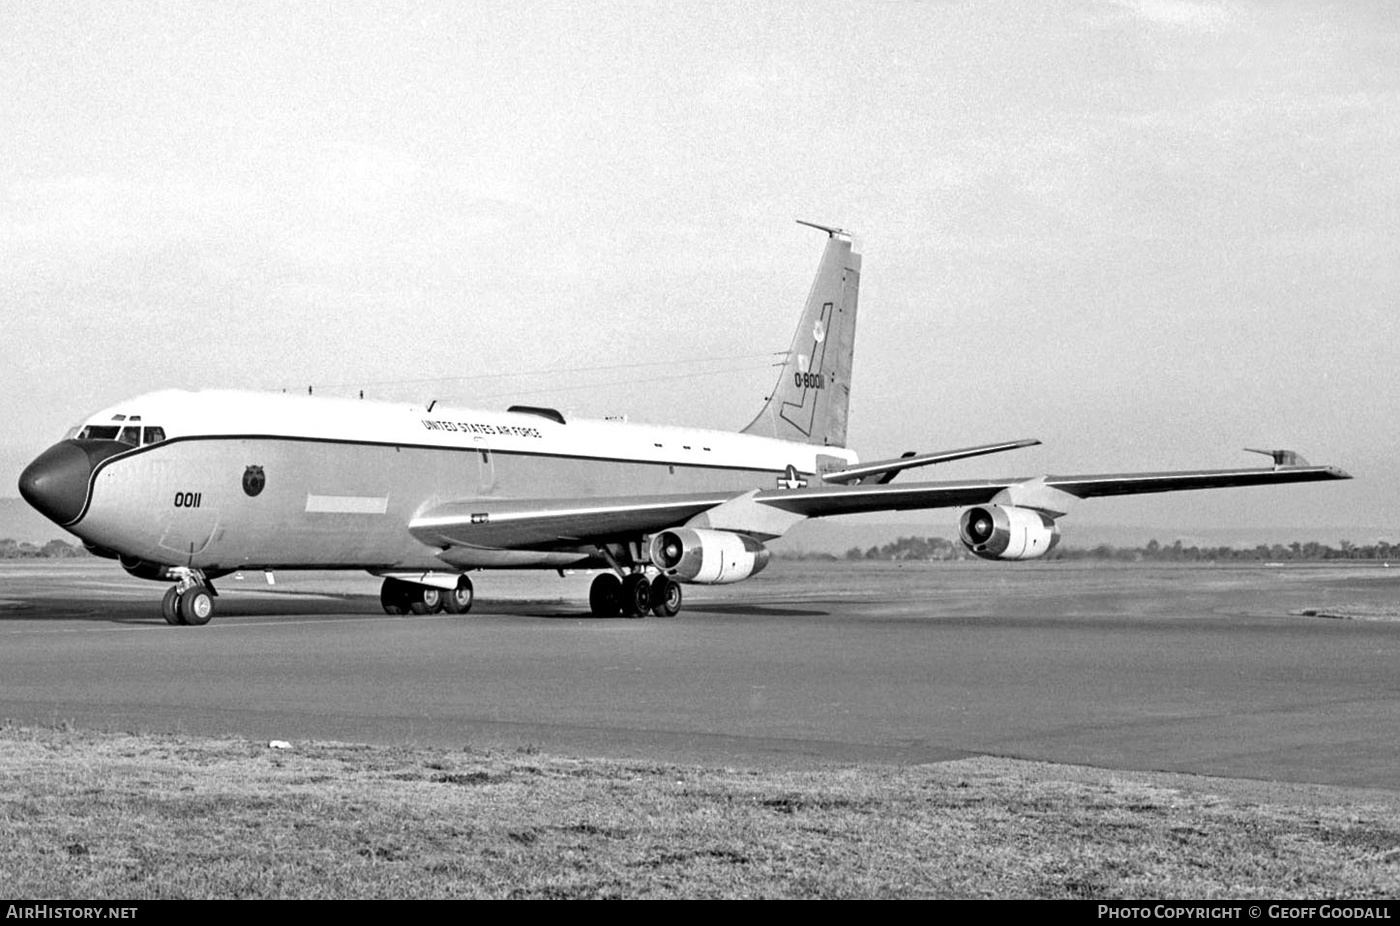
[648,528,771,585]
[958,505,1061,561]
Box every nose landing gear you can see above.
[160,569,216,626]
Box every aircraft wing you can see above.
[754,463,1351,519]
[410,492,735,550]
[409,461,1349,551]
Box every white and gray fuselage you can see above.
[60,389,858,573]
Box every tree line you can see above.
[823,536,1398,563]
[0,538,91,559]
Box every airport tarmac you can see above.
[1,559,1397,789]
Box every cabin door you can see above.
[474,436,496,495]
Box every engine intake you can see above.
[648,528,770,584]
[958,505,1061,561]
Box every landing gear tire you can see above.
[179,586,215,626]
[649,575,682,617]
[589,573,622,617]
[380,578,412,615]
[409,586,443,615]
[442,576,474,615]
[161,586,183,625]
[620,574,652,618]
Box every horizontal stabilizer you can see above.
[821,439,1041,485]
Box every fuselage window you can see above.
[143,427,166,445]
[118,426,141,446]
[77,425,120,440]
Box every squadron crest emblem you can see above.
[242,465,266,497]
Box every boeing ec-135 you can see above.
[18,222,1351,625]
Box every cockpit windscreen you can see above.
[75,424,166,445]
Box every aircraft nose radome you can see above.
[18,441,96,526]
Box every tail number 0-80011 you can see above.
[794,372,825,389]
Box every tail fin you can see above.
[742,222,861,447]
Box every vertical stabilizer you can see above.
[742,223,860,447]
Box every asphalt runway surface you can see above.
[2,559,1398,789]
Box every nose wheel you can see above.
[161,587,181,625]
[161,578,216,626]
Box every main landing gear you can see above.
[589,571,683,618]
[375,571,679,619]
[160,569,216,626]
[380,576,474,616]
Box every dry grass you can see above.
[2,724,1399,899]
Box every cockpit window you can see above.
[74,422,166,444]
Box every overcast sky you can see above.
[3,0,1395,535]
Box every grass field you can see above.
[4,724,1399,899]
